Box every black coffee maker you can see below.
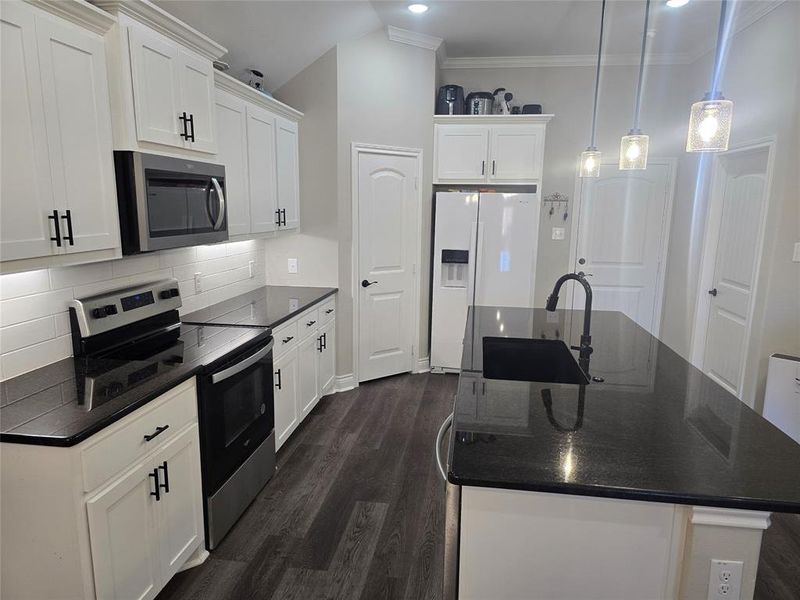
[436,85,465,115]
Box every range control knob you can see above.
[160,288,180,299]
[91,307,107,319]
[105,304,118,315]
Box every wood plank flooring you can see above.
[156,372,799,600]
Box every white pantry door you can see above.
[693,147,770,397]
[571,162,673,336]
[357,150,419,382]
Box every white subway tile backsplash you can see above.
[0,239,269,380]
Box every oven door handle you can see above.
[211,177,226,231]
[211,339,274,384]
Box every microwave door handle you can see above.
[211,339,274,384]
[211,177,226,231]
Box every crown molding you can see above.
[214,71,303,121]
[28,0,116,35]
[386,25,443,51]
[441,52,693,70]
[92,0,227,61]
[434,114,554,125]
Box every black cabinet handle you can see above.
[322,332,327,350]
[275,368,282,390]
[306,320,316,327]
[275,209,281,226]
[317,336,323,353]
[143,424,169,442]
[325,308,334,314]
[158,461,169,494]
[708,288,718,297]
[481,160,485,175]
[492,160,496,175]
[48,210,62,247]
[280,208,286,226]
[149,469,160,501]
[61,210,74,246]
[361,280,377,288]
[188,113,195,142]
[179,112,189,140]
[282,336,294,344]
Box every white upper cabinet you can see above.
[275,116,300,230]
[434,116,552,184]
[215,89,250,236]
[0,0,119,265]
[176,48,217,153]
[246,104,278,234]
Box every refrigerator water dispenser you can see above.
[441,249,469,288]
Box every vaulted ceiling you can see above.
[154,0,777,92]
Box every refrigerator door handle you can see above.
[472,221,485,307]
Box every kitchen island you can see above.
[445,306,800,600]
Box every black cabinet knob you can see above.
[708,288,718,297]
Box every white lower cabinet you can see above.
[274,347,300,450]
[318,319,336,394]
[298,333,321,418]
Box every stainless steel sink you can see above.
[482,337,590,385]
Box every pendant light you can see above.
[686,0,734,152]
[619,0,651,170]
[579,0,608,178]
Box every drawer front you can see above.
[273,320,299,358]
[82,379,197,492]
[298,308,320,341]
[319,297,336,325]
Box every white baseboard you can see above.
[335,373,357,393]
[179,547,209,572]
[414,356,431,373]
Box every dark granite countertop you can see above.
[447,306,800,513]
[182,285,337,328]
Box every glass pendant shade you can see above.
[579,148,601,178]
[686,94,733,152]
[619,132,649,170]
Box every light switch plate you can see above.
[288,258,298,274]
[707,559,743,600]
[552,227,565,241]
[248,260,255,278]
[792,242,800,262]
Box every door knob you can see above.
[361,280,377,288]
[578,258,586,265]
[708,288,718,297]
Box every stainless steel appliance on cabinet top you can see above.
[114,151,228,254]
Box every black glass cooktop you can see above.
[0,323,270,446]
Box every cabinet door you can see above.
[0,2,58,261]
[435,125,489,182]
[489,124,545,182]
[128,26,183,148]
[246,105,278,233]
[178,49,216,154]
[298,333,320,418]
[152,424,204,583]
[215,89,250,236]
[275,116,300,230]
[318,319,336,395]
[36,15,120,254]
[274,348,299,450]
[86,461,162,600]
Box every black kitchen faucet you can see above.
[545,272,594,375]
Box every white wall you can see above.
[0,239,267,380]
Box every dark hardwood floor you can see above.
[157,372,457,600]
[157,372,799,600]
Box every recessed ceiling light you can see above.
[666,0,690,7]
[408,4,429,14]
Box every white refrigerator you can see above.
[431,191,540,371]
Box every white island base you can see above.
[457,486,771,600]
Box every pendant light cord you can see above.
[709,0,729,96]
[589,0,607,148]
[632,0,651,131]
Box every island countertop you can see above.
[447,306,800,513]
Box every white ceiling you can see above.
[154,0,770,91]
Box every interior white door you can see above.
[215,89,250,236]
[153,424,204,583]
[357,151,418,382]
[274,348,299,449]
[86,461,162,600]
[698,152,768,396]
[318,319,335,394]
[572,163,672,335]
[474,192,540,307]
[246,105,278,233]
[435,125,489,182]
[178,49,216,154]
[0,2,57,261]
[36,15,119,254]
[275,116,300,230]
[488,124,544,182]
[298,334,320,417]
[128,26,183,148]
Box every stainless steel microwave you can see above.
[114,151,228,254]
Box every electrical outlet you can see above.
[248,260,255,279]
[792,242,800,262]
[287,258,298,274]
[194,272,202,294]
[552,227,566,241]
[708,559,743,600]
